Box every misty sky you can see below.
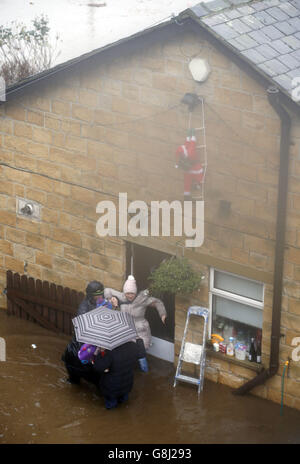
[0,0,205,64]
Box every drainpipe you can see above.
[233,86,291,395]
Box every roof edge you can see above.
[180,8,300,117]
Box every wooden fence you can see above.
[6,270,85,336]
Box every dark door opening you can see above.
[126,242,175,343]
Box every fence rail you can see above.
[6,270,84,336]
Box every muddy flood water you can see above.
[1,309,300,445]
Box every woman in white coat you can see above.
[104,275,167,372]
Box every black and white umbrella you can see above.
[72,307,137,350]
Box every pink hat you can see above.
[123,275,137,294]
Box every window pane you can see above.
[213,295,263,328]
[214,271,263,302]
[212,314,261,349]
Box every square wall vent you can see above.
[17,198,41,220]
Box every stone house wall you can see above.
[0,24,300,409]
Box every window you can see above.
[210,269,264,349]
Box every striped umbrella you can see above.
[72,307,137,350]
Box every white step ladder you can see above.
[173,306,209,395]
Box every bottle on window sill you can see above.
[226,337,235,357]
[256,339,261,364]
[248,337,256,362]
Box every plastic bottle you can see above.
[235,342,246,360]
[226,337,235,356]
[223,324,232,342]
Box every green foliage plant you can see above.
[148,256,204,297]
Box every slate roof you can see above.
[3,0,300,113]
[186,0,300,102]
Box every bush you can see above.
[148,256,204,296]
[0,15,60,86]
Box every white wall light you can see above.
[188,58,211,82]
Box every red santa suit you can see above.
[175,132,204,197]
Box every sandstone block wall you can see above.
[0,26,300,409]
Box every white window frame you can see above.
[209,268,264,337]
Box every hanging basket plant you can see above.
[148,256,204,297]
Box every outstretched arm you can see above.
[104,288,127,303]
[147,296,167,324]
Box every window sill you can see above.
[206,347,264,373]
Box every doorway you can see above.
[126,242,175,362]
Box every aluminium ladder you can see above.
[188,97,207,201]
[173,306,209,395]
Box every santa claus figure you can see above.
[175,129,204,199]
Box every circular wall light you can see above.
[188,58,211,82]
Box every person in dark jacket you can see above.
[93,341,139,409]
[77,280,105,316]
[63,280,109,385]
[62,338,100,385]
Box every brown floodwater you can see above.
[0,309,300,444]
